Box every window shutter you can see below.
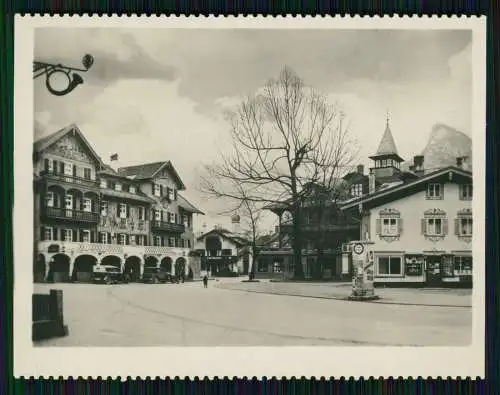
[454,218,460,235]
[425,185,429,198]
[60,162,64,174]
[90,231,95,243]
[421,219,426,235]
[98,232,102,243]
[161,237,165,247]
[126,235,129,245]
[443,218,448,235]
[126,204,130,218]
[72,164,77,177]
[458,185,463,200]
[398,218,403,235]
[440,184,444,200]
[174,189,177,200]
[151,182,155,194]
[72,230,77,242]
[44,159,49,172]
[53,228,58,241]
[143,236,147,245]
[40,227,45,241]
[53,160,58,174]
[108,232,112,244]
[160,185,164,197]
[375,219,381,235]
[175,213,178,224]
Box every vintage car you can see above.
[141,267,177,284]
[92,265,127,284]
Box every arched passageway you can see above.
[34,254,46,283]
[101,255,121,268]
[73,255,98,282]
[124,256,142,282]
[145,256,159,269]
[160,257,172,273]
[48,253,71,283]
[175,257,187,278]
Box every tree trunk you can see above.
[292,205,304,279]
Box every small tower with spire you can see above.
[369,112,405,184]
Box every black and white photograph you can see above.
[14,16,486,378]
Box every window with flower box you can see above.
[375,208,402,241]
[421,209,448,241]
[455,208,472,240]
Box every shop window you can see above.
[404,256,423,276]
[376,256,402,276]
[454,256,472,276]
[459,184,473,200]
[426,183,443,199]
[441,255,455,277]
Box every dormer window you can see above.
[459,184,472,200]
[350,184,363,197]
[426,183,443,200]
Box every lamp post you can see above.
[33,54,94,96]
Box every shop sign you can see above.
[405,256,423,276]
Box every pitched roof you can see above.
[33,124,104,167]
[370,119,403,162]
[177,194,204,214]
[340,165,472,211]
[197,228,250,246]
[100,188,155,203]
[117,161,186,190]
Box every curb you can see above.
[216,285,472,308]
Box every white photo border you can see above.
[14,15,487,379]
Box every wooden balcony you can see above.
[42,206,100,223]
[40,171,99,189]
[151,221,185,233]
[280,222,359,233]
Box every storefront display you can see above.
[405,255,423,276]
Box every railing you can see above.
[280,223,359,232]
[99,216,149,234]
[38,241,190,258]
[42,206,100,223]
[151,221,185,233]
[40,171,99,188]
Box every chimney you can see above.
[456,156,463,168]
[368,171,376,194]
[357,164,364,175]
[413,155,424,175]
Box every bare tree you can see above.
[200,66,356,279]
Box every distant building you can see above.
[33,124,204,283]
[194,215,252,276]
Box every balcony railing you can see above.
[42,206,100,223]
[280,222,359,233]
[40,171,99,188]
[151,221,185,233]
[38,241,190,258]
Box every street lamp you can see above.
[33,54,94,96]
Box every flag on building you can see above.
[110,153,119,161]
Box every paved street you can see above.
[34,280,472,347]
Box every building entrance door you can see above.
[425,255,443,286]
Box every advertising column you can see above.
[348,241,379,301]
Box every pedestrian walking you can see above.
[203,275,208,288]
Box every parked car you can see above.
[142,267,177,284]
[92,265,127,284]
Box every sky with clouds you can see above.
[34,28,472,233]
